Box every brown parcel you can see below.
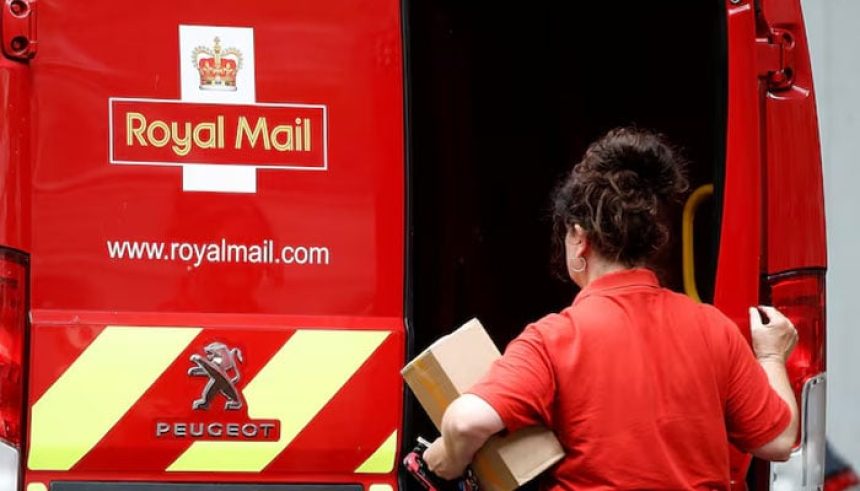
[401,318,564,491]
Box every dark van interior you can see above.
[406,0,727,479]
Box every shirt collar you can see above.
[573,268,660,305]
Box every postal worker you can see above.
[423,128,799,490]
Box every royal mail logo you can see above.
[110,99,324,168]
[108,25,328,193]
[193,37,243,91]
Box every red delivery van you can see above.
[0,1,825,491]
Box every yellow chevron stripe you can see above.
[28,326,201,471]
[355,430,398,474]
[167,329,389,472]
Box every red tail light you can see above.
[0,249,26,447]
[765,270,827,488]
[767,271,826,397]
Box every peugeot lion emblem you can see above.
[188,342,244,410]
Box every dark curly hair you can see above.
[552,127,689,268]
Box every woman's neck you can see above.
[581,258,632,288]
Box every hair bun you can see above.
[582,127,688,202]
[552,127,690,267]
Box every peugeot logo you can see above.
[187,341,244,410]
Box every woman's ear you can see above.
[569,224,589,257]
[565,225,590,284]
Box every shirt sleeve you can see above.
[723,317,792,452]
[466,324,556,433]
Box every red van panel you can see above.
[759,0,827,273]
[24,0,405,488]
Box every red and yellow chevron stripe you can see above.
[25,313,405,486]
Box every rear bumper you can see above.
[0,441,19,491]
[770,373,826,490]
[50,484,363,491]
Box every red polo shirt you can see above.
[468,269,790,490]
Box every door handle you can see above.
[682,184,714,302]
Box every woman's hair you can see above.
[552,127,689,267]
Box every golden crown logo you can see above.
[191,37,243,91]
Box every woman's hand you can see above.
[749,306,798,363]
[423,437,465,480]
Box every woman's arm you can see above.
[423,323,558,479]
[752,357,798,460]
[749,306,799,461]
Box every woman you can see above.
[423,128,799,489]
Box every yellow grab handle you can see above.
[682,184,714,303]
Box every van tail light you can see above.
[768,271,826,396]
[0,249,26,449]
[765,269,826,490]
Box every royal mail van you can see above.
[0,0,827,490]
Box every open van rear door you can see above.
[721,0,826,489]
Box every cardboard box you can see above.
[402,318,564,491]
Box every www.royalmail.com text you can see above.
[106,239,330,268]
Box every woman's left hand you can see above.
[423,437,465,480]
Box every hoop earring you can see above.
[571,256,587,273]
